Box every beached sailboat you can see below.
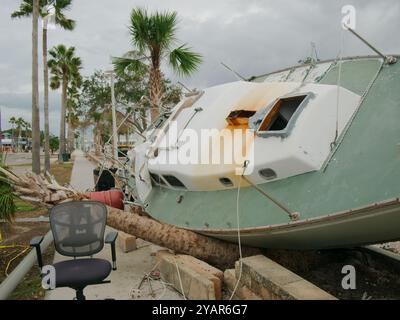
[121,53,400,250]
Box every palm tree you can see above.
[11,0,76,172]
[23,121,31,139]
[48,44,82,162]
[8,117,16,150]
[66,78,81,153]
[113,8,202,122]
[31,0,40,173]
[15,118,26,151]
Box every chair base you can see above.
[71,281,110,300]
[75,288,86,300]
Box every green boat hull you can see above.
[128,56,400,249]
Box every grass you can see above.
[49,162,74,186]
[14,198,37,212]
[0,160,74,300]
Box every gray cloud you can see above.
[1,0,399,134]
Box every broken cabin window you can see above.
[258,95,307,132]
[226,110,256,126]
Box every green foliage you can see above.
[11,0,75,31]
[112,8,201,114]
[0,159,16,222]
[49,135,59,153]
[48,44,82,90]
[114,8,202,76]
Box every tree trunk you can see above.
[31,0,41,174]
[95,126,101,156]
[43,27,51,172]
[1,166,261,268]
[67,116,75,153]
[106,206,260,268]
[149,66,163,122]
[18,128,22,152]
[59,75,67,162]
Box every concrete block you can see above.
[224,269,261,300]
[117,231,137,253]
[236,255,336,300]
[156,251,222,300]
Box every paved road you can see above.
[5,152,58,175]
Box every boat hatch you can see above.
[226,110,256,126]
[258,95,307,132]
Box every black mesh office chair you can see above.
[30,201,118,300]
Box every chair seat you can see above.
[53,258,112,288]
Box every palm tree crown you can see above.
[113,8,202,121]
[48,45,82,88]
[48,44,82,157]
[11,0,75,31]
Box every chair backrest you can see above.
[49,201,107,257]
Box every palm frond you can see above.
[129,7,150,53]
[169,44,203,76]
[112,56,148,77]
[10,0,33,19]
[151,10,178,51]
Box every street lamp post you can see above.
[105,70,118,161]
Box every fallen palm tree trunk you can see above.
[106,206,260,267]
[1,167,260,267]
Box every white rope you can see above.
[174,257,186,300]
[333,27,345,147]
[229,164,246,300]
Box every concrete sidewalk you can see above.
[69,150,96,192]
[46,150,182,300]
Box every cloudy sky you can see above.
[0,0,399,134]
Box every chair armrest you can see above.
[105,231,118,244]
[30,236,44,269]
[105,232,118,270]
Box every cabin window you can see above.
[163,175,186,189]
[258,95,307,132]
[219,177,233,187]
[259,168,277,180]
[150,172,166,186]
[226,110,256,126]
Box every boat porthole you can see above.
[219,177,233,187]
[259,168,277,180]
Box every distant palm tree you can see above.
[48,44,82,162]
[11,0,76,171]
[15,117,26,151]
[8,117,16,150]
[24,121,31,138]
[113,8,202,121]
[66,76,81,153]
